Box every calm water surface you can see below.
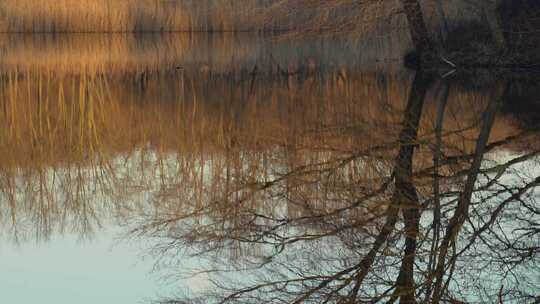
[0,34,539,303]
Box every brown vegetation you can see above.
[0,60,530,242]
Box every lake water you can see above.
[0,33,539,303]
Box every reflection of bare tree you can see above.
[1,63,539,303]
[126,73,540,304]
[430,83,503,303]
[0,67,412,241]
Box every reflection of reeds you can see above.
[0,0,261,33]
[0,69,521,168]
[0,0,365,33]
[0,33,403,76]
[0,72,381,165]
[0,68,523,243]
[0,0,487,38]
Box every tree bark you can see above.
[401,0,434,58]
[347,72,431,303]
[481,0,507,50]
[424,81,450,301]
[434,0,449,42]
[392,72,430,304]
[430,83,505,303]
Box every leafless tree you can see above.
[127,71,540,304]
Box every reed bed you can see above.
[0,0,261,33]
[0,0,485,34]
[0,0,355,33]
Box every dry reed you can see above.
[0,0,486,34]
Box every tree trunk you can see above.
[401,0,434,58]
[430,83,505,303]
[424,81,449,301]
[434,0,449,42]
[392,72,430,304]
[347,73,432,303]
[481,0,507,50]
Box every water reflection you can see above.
[0,34,539,303]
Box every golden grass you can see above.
[0,0,486,34]
[0,0,258,32]
[0,0,357,33]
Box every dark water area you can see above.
[0,34,539,303]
